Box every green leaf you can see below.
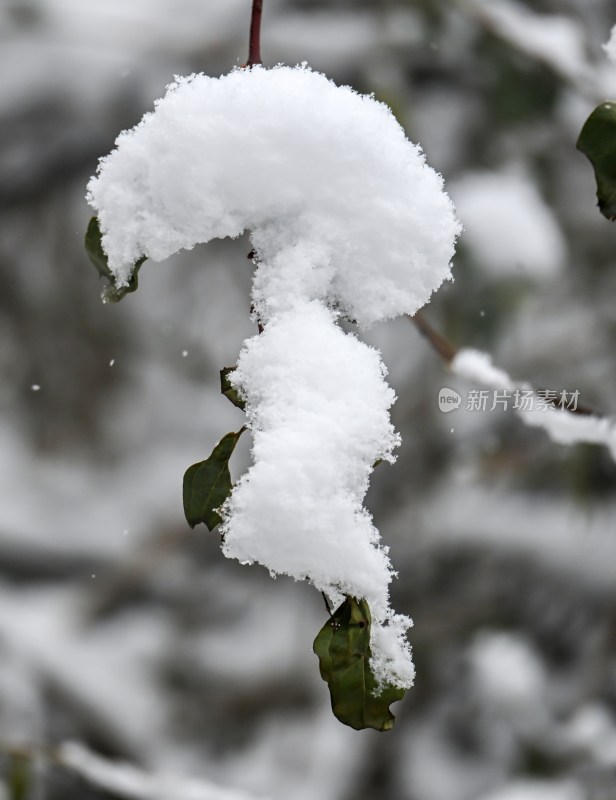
[9,755,30,800]
[183,428,245,530]
[313,596,405,731]
[577,101,616,221]
[220,367,246,411]
[85,216,146,302]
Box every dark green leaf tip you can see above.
[85,216,146,302]
[182,428,245,531]
[220,367,246,410]
[577,102,616,221]
[313,596,405,731]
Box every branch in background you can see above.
[451,0,602,102]
[83,527,190,623]
[411,310,457,364]
[0,534,109,581]
[0,740,265,800]
[247,0,263,66]
[409,312,616,462]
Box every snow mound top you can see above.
[88,65,460,327]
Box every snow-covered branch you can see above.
[451,349,616,462]
[0,741,267,800]
[59,742,267,800]
[411,312,616,462]
[453,0,603,101]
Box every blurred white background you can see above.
[2,1,616,798]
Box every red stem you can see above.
[247,0,263,66]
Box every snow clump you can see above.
[87,64,461,689]
[87,65,459,327]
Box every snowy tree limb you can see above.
[452,0,602,101]
[410,312,616,461]
[0,740,268,800]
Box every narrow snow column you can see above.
[221,299,414,686]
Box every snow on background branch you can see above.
[58,741,267,800]
[451,349,616,462]
[604,25,616,65]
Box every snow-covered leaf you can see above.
[85,217,145,301]
[313,596,405,732]
[220,367,246,411]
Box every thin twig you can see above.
[247,0,263,67]
[410,311,457,364]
